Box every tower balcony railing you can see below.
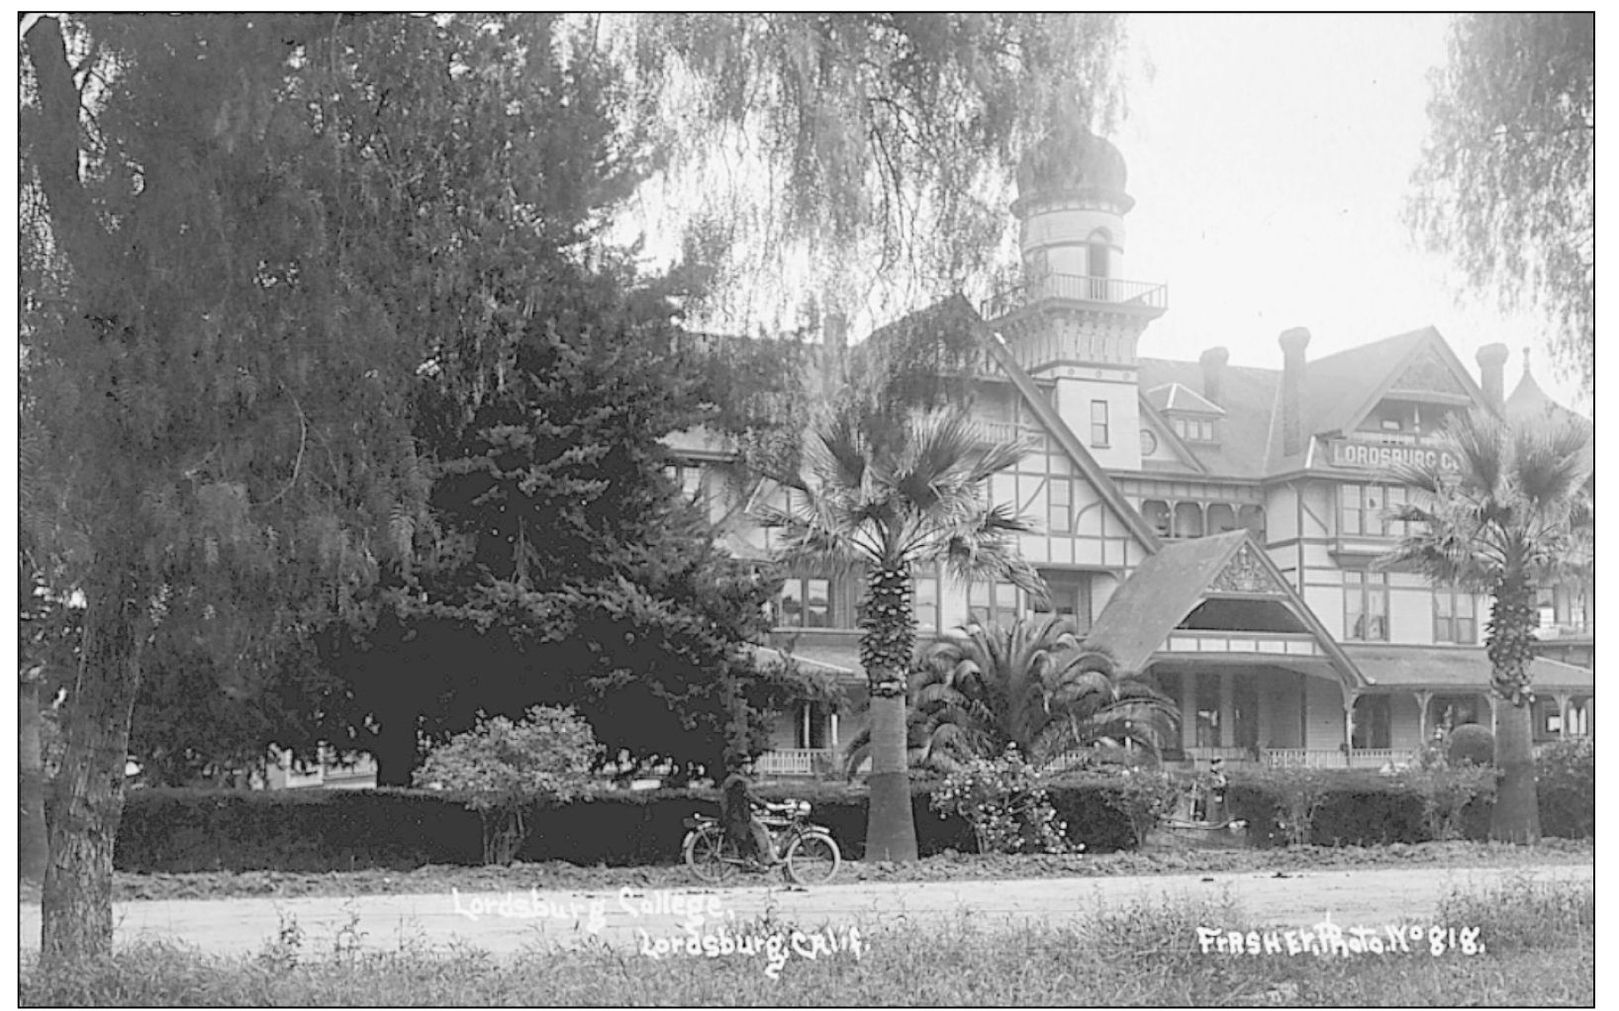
[982,273,1168,320]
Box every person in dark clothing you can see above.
[720,762,777,866]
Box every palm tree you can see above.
[759,406,1039,861]
[844,614,1178,773]
[1381,409,1592,843]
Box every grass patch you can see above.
[84,837,1593,903]
[21,879,1593,1006]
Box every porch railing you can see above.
[757,748,838,778]
[1262,748,1412,770]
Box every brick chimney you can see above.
[1199,346,1230,407]
[1476,342,1508,410]
[1279,327,1311,457]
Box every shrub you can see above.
[1396,765,1496,841]
[1535,738,1594,838]
[414,707,599,865]
[1231,767,1333,846]
[929,749,1072,854]
[1092,769,1181,848]
[1445,724,1495,767]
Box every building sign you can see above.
[1328,439,1460,473]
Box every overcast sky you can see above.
[1115,12,1585,410]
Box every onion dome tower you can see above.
[985,117,1167,470]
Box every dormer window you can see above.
[1145,382,1224,447]
[1172,417,1218,443]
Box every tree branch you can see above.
[23,15,113,287]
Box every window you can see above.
[1344,570,1389,641]
[1206,503,1238,536]
[1173,417,1217,442]
[1429,694,1483,731]
[1142,500,1171,538]
[1173,501,1205,539]
[1195,674,1221,747]
[1341,483,1410,538]
[1352,695,1391,749]
[913,566,940,634]
[1031,573,1093,634]
[1239,504,1267,540]
[1090,400,1110,447]
[969,580,1021,630]
[1048,477,1072,533]
[1233,680,1260,750]
[1140,429,1159,456]
[1433,588,1477,644]
[778,577,831,628]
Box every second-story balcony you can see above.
[982,273,1169,321]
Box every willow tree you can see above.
[617,13,1129,325]
[1408,13,1594,395]
[1380,410,1592,843]
[19,12,640,962]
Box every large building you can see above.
[669,121,1594,776]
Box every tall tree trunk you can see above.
[860,563,918,862]
[19,675,48,888]
[1486,575,1541,844]
[1491,698,1541,843]
[864,691,918,861]
[41,568,146,964]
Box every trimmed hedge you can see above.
[115,745,1592,873]
[115,777,1138,873]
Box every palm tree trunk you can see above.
[1486,577,1541,844]
[861,564,919,862]
[19,675,48,887]
[42,567,146,964]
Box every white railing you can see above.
[1262,748,1411,770]
[983,273,1169,318]
[757,748,838,777]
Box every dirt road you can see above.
[18,864,1590,957]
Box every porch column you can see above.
[1219,671,1235,753]
[1554,692,1570,740]
[801,703,812,750]
[1341,687,1359,767]
[1414,690,1433,747]
[1179,672,1198,753]
[830,710,840,750]
[1486,694,1500,735]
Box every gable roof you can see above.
[1145,381,1225,416]
[1084,530,1362,685]
[976,324,1164,554]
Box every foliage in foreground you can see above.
[21,879,1593,1007]
[413,707,600,866]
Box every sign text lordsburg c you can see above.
[1328,438,1460,473]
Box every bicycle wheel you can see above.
[685,827,738,884]
[784,832,840,886]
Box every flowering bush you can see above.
[1102,768,1182,847]
[929,748,1072,854]
[414,706,600,865]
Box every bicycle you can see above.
[682,798,841,885]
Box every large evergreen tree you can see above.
[18,12,648,962]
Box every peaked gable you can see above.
[977,326,1164,555]
[1087,531,1365,686]
[1337,328,1488,436]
